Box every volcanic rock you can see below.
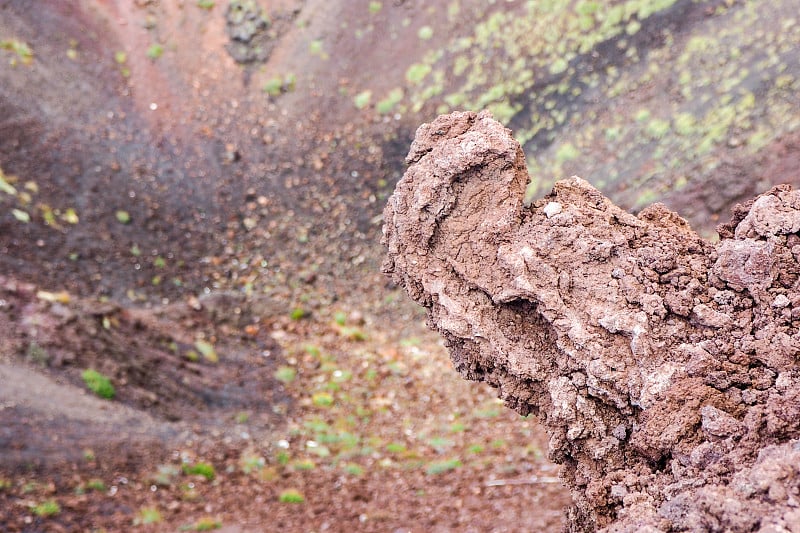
[383,111,800,532]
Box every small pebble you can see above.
[543,201,562,218]
[773,294,790,308]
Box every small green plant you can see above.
[146,43,164,60]
[646,118,670,139]
[467,444,485,454]
[86,479,106,491]
[114,50,130,77]
[353,90,372,110]
[304,344,321,357]
[196,0,215,9]
[554,143,580,163]
[376,87,404,114]
[264,73,297,97]
[0,478,11,491]
[308,40,325,57]
[135,506,162,525]
[235,411,250,424]
[81,369,115,399]
[32,500,60,517]
[0,172,16,196]
[343,463,364,476]
[338,326,366,341]
[386,442,407,454]
[405,63,431,84]
[183,517,221,531]
[673,112,696,136]
[115,210,131,224]
[311,392,334,407]
[549,57,568,75]
[291,459,315,471]
[274,366,296,383]
[449,422,466,433]
[194,339,218,363]
[11,208,29,222]
[417,26,434,40]
[427,436,454,452]
[333,311,347,326]
[474,406,501,419]
[62,208,79,224]
[183,462,215,481]
[425,458,462,475]
[278,489,305,503]
[368,1,382,14]
[1,39,33,65]
[289,307,306,320]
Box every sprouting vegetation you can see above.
[185,517,222,531]
[278,489,305,503]
[32,500,60,517]
[146,43,164,60]
[182,462,216,481]
[425,458,462,475]
[417,26,434,40]
[86,479,106,492]
[135,507,163,525]
[376,88,404,114]
[359,0,800,212]
[1,38,33,65]
[263,73,296,96]
[81,369,115,399]
[353,90,372,110]
[194,339,219,363]
[274,365,297,383]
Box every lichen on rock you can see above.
[383,110,800,532]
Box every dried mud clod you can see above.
[383,111,800,532]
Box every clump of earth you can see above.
[384,111,800,532]
[225,0,295,64]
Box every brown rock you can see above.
[383,111,800,532]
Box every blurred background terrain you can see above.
[0,0,798,530]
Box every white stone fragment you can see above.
[543,201,563,218]
[772,294,790,308]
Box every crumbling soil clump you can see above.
[383,111,800,532]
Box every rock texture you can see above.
[383,111,800,532]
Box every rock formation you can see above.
[383,111,800,532]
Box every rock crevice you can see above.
[383,111,800,532]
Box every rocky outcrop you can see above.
[383,111,800,532]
